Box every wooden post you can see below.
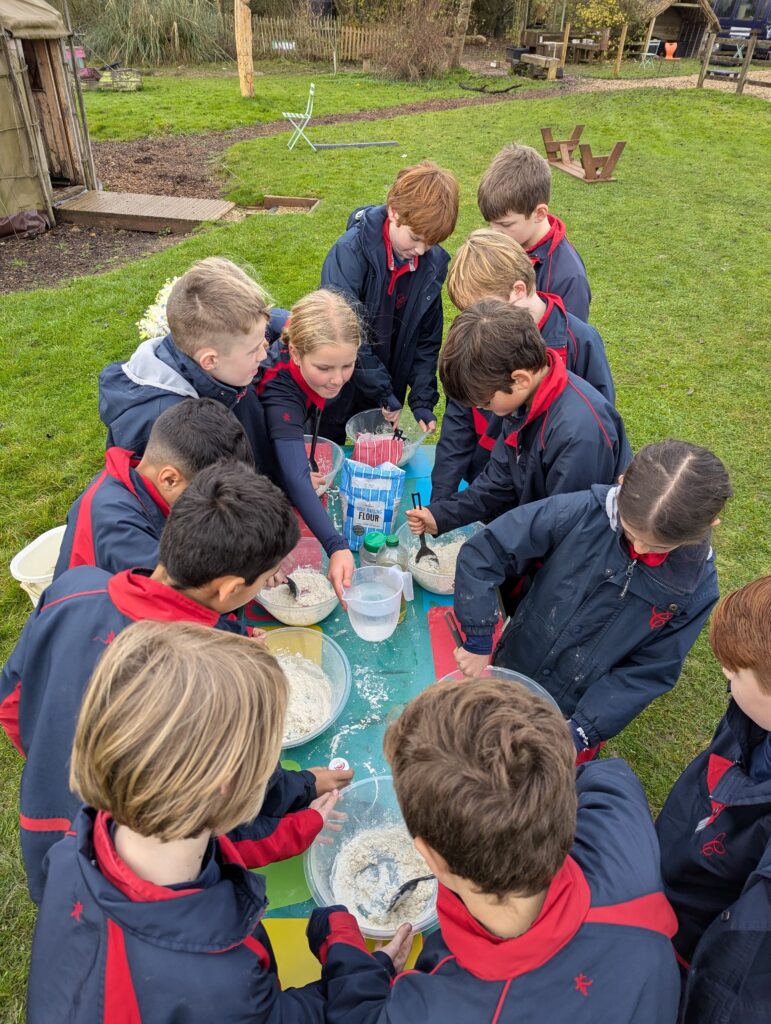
[697,31,717,88]
[560,21,570,68]
[641,16,655,56]
[613,22,628,77]
[234,0,254,99]
[736,32,757,94]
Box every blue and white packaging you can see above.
[339,459,406,550]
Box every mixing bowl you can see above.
[257,536,338,626]
[304,435,344,494]
[345,409,431,468]
[439,665,559,710]
[397,521,482,595]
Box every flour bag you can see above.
[339,459,406,551]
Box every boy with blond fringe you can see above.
[432,229,614,500]
[478,144,591,321]
[308,679,681,1023]
[99,257,283,479]
[27,621,348,1024]
[319,160,459,441]
[657,575,771,1022]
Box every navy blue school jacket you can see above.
[0,566,318,903]
[307,759,680,1024]
[429,294,615,502]
[527,214,591,321]
[98,327,281,481]
[256,343,348,556]
[428,353,630,536]
[320,204,450,423]
[656,699,771,1015]
[54,447,169,580]
[28,806,330,1024]
[453,485,719,745]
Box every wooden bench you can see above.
[520,53,560,80]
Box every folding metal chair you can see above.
[640,39,661,69]
[282,83,316,152]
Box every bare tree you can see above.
[449,0,473,67]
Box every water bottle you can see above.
[359,531,387,567]
[378,534,408,623]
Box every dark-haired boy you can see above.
[0,463,350,902]
[656,575,771,1023]
[99,257,284,480]
[307,679,681,1023]
[407,301,630,539]
[54,398,254,579]
[319,160,459,441]
[478,144,591,321]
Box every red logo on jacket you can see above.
[702,832,727,857]
[649,606,674,630]
[575,973,593,996]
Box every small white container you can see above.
[9,525,67,606]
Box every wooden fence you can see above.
[249,18,393,62]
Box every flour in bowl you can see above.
[331,825,435,930]
[408,537,466,595]
[276,652,334,743]
[265,571,335,608]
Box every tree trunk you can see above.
[449,0,473,69]
[234,0,254,99]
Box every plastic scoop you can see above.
[386,874,435,913]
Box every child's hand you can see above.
[264,570,287,590]
[381,406,401,427]
[310,471,326,492]
[309,790,342,825]
[454,648,489,679]
[309,766,354,795]
[405,507,438,536]
[376,923,414,973]
[328,549,355,605]
[248,628,268,644]
[418,419,436,433]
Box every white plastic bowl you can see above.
[438,665,559,710]
[262,627,351,748]
[304,775,438,938]
[9,525,67,606]
[257,536,338,626]
[345,409,430,468]
[397,521,482,595]
[304,434,343,495]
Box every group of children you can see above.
[1,141,768,1023]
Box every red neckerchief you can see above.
[383,217,418,297]
[625,540,670,567]
[288,358,326,410]
[93,811,202,901]
[526,214,565,261]
[107,570,220,625]
[436,855,590,981]
[504,349,568,450]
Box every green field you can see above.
[0,73,769,1019]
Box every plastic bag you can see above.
[339,459,405,550]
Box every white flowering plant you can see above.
[136,277,178,340]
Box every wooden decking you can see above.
[54,191,235,233]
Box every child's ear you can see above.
[711,518,721,527]
[617,473,625,486]
[532,203,549,223]
[508,281,529,304]
[414,837,446,877]
[387,204,400,225]
[195,347,218,373]
[510,369,530,389]
[156,464,187,496]
[288,341,301,366]
[216,576,247,605]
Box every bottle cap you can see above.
[363,532,386,553]
[385,534,400,547]
[328,757,350,771]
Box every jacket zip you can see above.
[620,558,637,599]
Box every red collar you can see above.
[105,447,170,516]
[625,540,670,567]
[536,292,567,332]
[505,349,568,449]
[436,856,590,981]
[93,811,202,901]
[288,358,325,410]
[107,570,220,626]
[526,214,565,260]
[383,217,418,297]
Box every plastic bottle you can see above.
[359,531,387,567]
[378,534,408,623]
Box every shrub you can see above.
[377,0,453,80]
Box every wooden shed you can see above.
[0,0,96,236]
[642,0,721,59]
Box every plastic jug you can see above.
[343,565,414,642]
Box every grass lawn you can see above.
[0,83,769,1018]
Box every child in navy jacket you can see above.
[27,620,349,1024]
[319,161,459,441]
[306,678,681,1024]
[432,229,615,501]
[99,257,283,480]
[0,463,350,903]
[258,290,359,601]
[478,143,591,320]
[54,398,253,579]
[407,301,629,539]
[451,441,733,757]
[656,575,771,1023]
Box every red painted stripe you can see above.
[40,588,109,612]
[585,891,678,938]
[104,919,142,1024]
[0,681,24,756]
[20,814,71,832]
[566,379,613,451]
[491,978,513,1024]
[242,934,271,970]
[319,910,370,965]
[230,809,323,868]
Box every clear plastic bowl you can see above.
[438,665,559,710]
[262,627,351,748]
[397,521,482,595]
[304,434,344,495]
[257,536,338,626]
[304,775,438,938]
[345,409,430,468]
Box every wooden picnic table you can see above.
[568,41,602,63]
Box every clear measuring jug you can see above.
[343,565,414,642]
